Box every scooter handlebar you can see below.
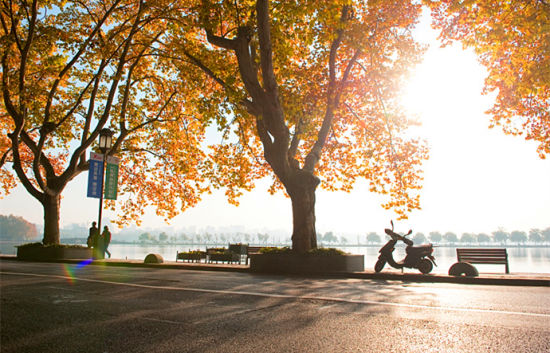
[385,228,414,246]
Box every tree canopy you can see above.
[1,0,212,243]
[427,0,550,158]
[162,0,428,251]
[2,0,429,250]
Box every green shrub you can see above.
[177,250,206,260]
[16,242,43,249]
[210,251,231,256]
[259,246,292,254]
[207,247,227,255]
[258,247,347,256]
[307,247,347,256]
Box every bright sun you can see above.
[400,44,490,136]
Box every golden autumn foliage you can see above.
[1,0,214,243]
[427,0,550,158]
[2,0,429,250]
[162,0,428,251]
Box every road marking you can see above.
[3,271,549,319]
[142,317,185,325]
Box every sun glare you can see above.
[401,45,489,136]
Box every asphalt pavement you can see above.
[1,259,549,353]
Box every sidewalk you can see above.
[1,255,549,286]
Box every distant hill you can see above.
[0,214,39,241]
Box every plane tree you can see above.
[1,0,212,244]
[164,0,428,253]
[427,0,550,158]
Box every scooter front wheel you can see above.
[374,259,386,273]
[417,259,433,274]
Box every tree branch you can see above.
[0,147,12,169]
[205,31,238,50]
[126,91,178,135]
[288,118,303,160]
[256,0,277,93]
[117,30,163,137]
[6,131,43,201]
[80,59,108,165]
[18,0,38,111]
[304,6,351,173]
[43,0,123,125]
[2,51,22,123]
[180,49,232,90]
[162,40,261,117]
[334,49,361,107]
[60,0,146,185]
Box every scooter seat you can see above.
[406,244,432,255]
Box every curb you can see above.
[1,255,548,287]
[339,271,550,287]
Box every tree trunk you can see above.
[286,170,320,253]
[41,193,61,245]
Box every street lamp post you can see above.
[97,128,113,238]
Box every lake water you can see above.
[2,241,549,274]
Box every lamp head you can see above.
[98,128,113,153]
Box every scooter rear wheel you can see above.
[417,259,433,274]
[374,259,386,273]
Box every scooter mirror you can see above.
[406,229,412,236]
[390,220,394,231]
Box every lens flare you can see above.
[62,258,93,284]
[76,258,93,269]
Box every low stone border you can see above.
[250,253,364,274]
[17,246,92,261]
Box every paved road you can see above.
[1,260,549,353]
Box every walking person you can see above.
[102,226,112,259]
[89,222,103,259]
[87,222,98,248]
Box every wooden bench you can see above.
[456,248,509,274]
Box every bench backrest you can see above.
[456,248,509,273]
[457,248,507,264]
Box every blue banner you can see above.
[87,152,104,198]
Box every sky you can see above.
[1,12,549,237]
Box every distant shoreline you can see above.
[3,239,548,249]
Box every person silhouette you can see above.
[102,226,112,259]
[88,222,98,248]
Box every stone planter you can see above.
[250,253,364,274]
[17,245,92,261]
